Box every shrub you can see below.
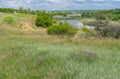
[81,27,95,37]
[47,22,78,36]
[94,15,120,39]
[82,27,92,33]
[95,13,106,21]
[35,13,53,28]
[3,16,15,24]
[96,14,120,39]
[94,13,120,39]
[102,23,120,39]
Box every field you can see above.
[0,12,120,79]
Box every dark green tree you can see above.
[35,12,53,27]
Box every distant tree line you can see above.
[102,9,120,21]
[52,11,69,16]
[0,7,45,15]
[0,8,15,13]
[81,11,98,18]
[81,8,120,21]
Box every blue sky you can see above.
[0,0,120,10]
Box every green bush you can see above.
[94,18,120,39]
[35,13,53,28]
[47,22,78,36]
[102,23,120,39]
[3,16,15,24]
[81,27,92,33]
[112,15,120,21]
[81,27,95,37]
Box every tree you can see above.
[35,12,53,27]
[18,7,24,13]
[95,13,109,37]
[95,13,120,39]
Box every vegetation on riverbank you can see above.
[0,7,120,79]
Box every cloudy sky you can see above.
[0,0,120,10]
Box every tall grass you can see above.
[0,37,120,79]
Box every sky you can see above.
[0,0,120,10]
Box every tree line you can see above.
[0,7,44,15]
[81,8,120,21]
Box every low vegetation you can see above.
[47,22,78,36]
[81,27,95,37]
[80,13,120,39]
[0,8,120,79]
[3,16,15,24]
[94,13,120,39]
[0,33,120,79]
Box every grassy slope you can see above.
[0,12,120,79]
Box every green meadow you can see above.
[0,12,120,79]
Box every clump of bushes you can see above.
[96,23,120,39]
[35,12,53,28]
[47,22,78,36]
[3,16,15,24]
[109,14,120,21]
[94,13,120,39]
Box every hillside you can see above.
[0,12,120,79]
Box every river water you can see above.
[61,20,94,29]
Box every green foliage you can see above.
[95,13,106,21]
[52,11,68,16]
[81,27,95,37]
[0,8,15,13]
[82,27,92,33]
[81,9,120,21]
[111,14,120,21]
[101,9,120,21]
[35,13,53,27]
[81,10,99,18]
[0,7,36,15]
[3,16,15,24]
[95,16,120,39]
[47,22,78,36]
[102,23,120,39]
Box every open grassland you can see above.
[0,12,120,79]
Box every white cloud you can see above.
[0,0,120,10]
[46,0,61,3]
[76,0,86,2]
[93,0,106,1]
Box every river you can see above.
[61,20,94,29]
